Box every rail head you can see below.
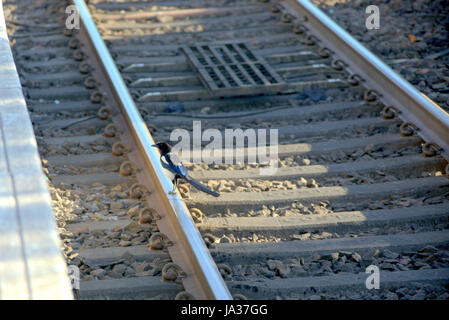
[284,0,449,160]
[73,0,232,300]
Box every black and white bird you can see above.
[152,142,220,197]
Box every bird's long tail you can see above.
[185,176,220,197]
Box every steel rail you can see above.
[283,0,449,160]
[73,0,232,300]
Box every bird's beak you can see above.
[151,144,158,148]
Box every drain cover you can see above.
[181,42,287,97]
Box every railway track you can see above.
[4,0,449,300]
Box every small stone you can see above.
[82,275,93,281]
[91,230,105,237]
[309,262,322,273]
[107,271,122,279]
[396,287,408,297]
[127,206,140,218]
[117,210,127,217]
[120,234,132,241]
[364,144,375,154]
[121,251,136,263]
[267,260,290,278]
[397,263,409,271]
[132,261,151,273]
[124,221,142,233]
[320,231,333,238]
[290,234,302,240]
[339,264,354,273]
[252,234,258,242]
[301,158,311,165]
[384,259,399,264]
[60,231,74,240]
[111,185,122,192]
[351,253,362,263]
[112,264,127,275]
[418,245,438,254]
[91,268,106,278]
[132,237,145,245]
[381,263,397,271]
[71,241,81,250]
[320,253,339,261]
[307,179,319,188]
[410,290,426,300]
[414,261,431,269]
[312,206,329,215]
[298,233,311,240]
[124,267,135,277]
[111,201,123,210]
[277,265,290,278]
[68,252,79,260]
[417,251,432,258]
[119,240,132,247]
[260,267,276,279]
[267,260,283,271]
[200,106,211,114]
[425,254,438,263]
[330,252,339,261]
[297,177,308,186]
[381,249,399,259]
[360,259,372,268]
[135,271,152,277]
[438,293,449,300]
[72,208,84,215]
[290,265,308,277]
[385,292,399,300]
[284,259,297,265]
[339,251,353,258]
[318,265,333,275]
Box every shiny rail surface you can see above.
[286,0,449,160]
[73,0,231,300]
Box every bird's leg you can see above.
[169,176,178,195]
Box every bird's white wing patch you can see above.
[168,152,189,176]
[168,152,183,166]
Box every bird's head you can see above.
[152,142,172,154]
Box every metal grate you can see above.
[181,42,287,97]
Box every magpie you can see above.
[152,142,220,197]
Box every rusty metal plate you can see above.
[181,42,287,97]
